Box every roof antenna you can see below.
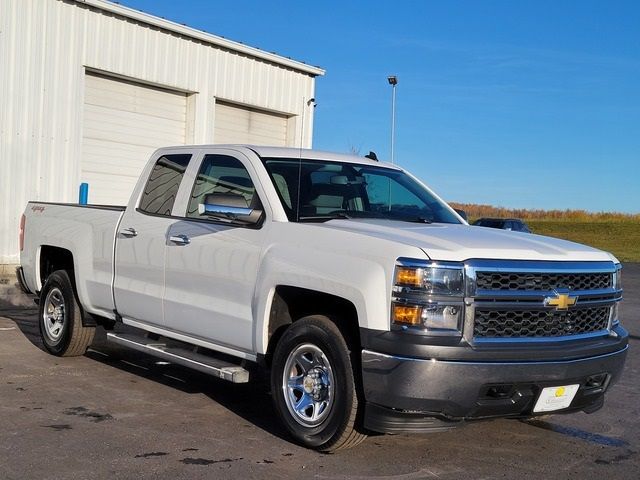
[365,151,378,161]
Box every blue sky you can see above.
[118,0,639,213]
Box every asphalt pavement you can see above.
[1,264,638,479]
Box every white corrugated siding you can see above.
[0,0,319,263]
[214,102,289,146]
[82,73,187,204]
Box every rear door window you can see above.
[138,154,192,216]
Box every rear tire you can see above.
[39,270,95,356]
[270,315,367,452]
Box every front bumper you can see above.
[361,344,628,434]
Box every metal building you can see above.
[0,0,324,265]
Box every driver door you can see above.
[163,151,268,355]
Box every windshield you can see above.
[262,158,461,224]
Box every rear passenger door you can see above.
[114,151,194,328]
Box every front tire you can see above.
[270,315,367,452]
[39,270,95,356]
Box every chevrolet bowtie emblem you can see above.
[545,292,578,310]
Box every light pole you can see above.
[387,75,398,164]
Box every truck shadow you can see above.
[2,304,292,444]
[0,303,42,345]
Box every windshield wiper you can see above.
[402,216,433,224]
[298,212,352,222]
[299,212,435,223]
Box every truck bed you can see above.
[21,201,126,320]
[26,201,126,211]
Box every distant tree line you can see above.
[449,202,640,222]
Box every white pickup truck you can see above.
[18,145,627,451]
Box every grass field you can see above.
[451,202,639,263]
[527,220,640,263]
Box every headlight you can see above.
[609,303,620,326]
[392,260,464,334]
[614,264,622,290]
[392,303,462,330]
[394,265,463,296]
[610,264,622,326]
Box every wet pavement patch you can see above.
[63,406,113,423]
[180,457,242,465]
[42,424,72,431]
[134,452,168,459]
[595,449,637,465]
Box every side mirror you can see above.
[454,208,468,221]
[198,193,254,220]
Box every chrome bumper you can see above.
[361,346,628,434]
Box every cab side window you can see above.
[138,154,192,216]
[186,154,257,218]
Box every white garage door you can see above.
[82,72,187,205]
[214,101,289,147]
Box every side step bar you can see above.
[106,332,249,383]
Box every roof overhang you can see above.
[73,0,325,77]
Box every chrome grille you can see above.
[474,306,610,338]
[466,260,621,342]
[475,272,612,291]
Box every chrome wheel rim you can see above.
[282,343,335,427]
[42,287,65,342]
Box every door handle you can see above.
[120,227,138,237]
[169,234,190,245]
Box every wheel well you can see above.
[39,246,74,287]
[265,286,360,365]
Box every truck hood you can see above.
[317,220,615,263]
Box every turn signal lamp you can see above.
[395,267,423,287]
[392,305,422,326]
